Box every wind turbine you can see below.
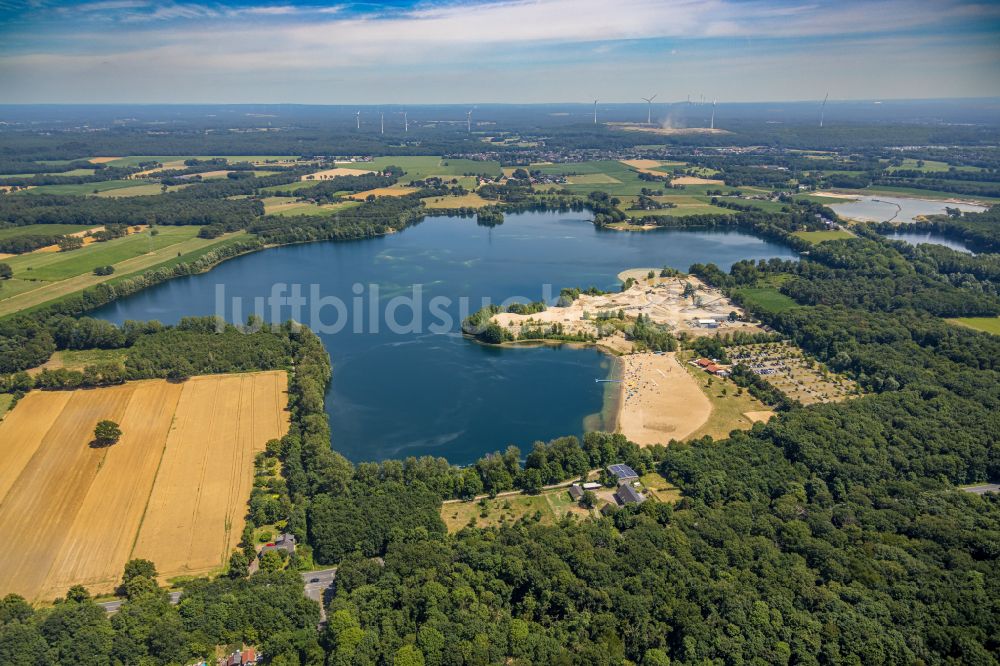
[404,111,408,133]
[593,99,598,125]
[380,111,384,135]
[641,94,657,125]
[466,109,472,133]
[355,111,360,130]
[819,93,829,128]
[710,99,716,130]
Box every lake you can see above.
[829,195,985,224]
[886,231,975,254]
[93,211,798,464]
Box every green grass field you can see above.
[16,180,150,196]
[4,168,98,178]
[0,227,249,317]
[794,194,850,205]
[441,487,595,532]
[259,181,315,194]
[946,317,1000,335]
[791,230,854,243]
[680,354,773,441]
[858,185,1000,204]
[0,394,12,420]
[337,156,502,182]
[421,193,492,209]
[0,224,97,240]
[734,287,801,313]
[884,159,980,174]
[39,348,129,370]
[638,472,682,503]
[530,160,662,196]
[5,227,200,280]
[95,183,189,197]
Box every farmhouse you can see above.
[614,483,646,506]
[608,463,639,483]
[260,533,296,558]
[568,485,584,501]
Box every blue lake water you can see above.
[93,211,798,464]
[829,195,985,224]
[886,231,974,254]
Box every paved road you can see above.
[960,484,1000,495]
[98,568,336,614]
[441,471,600,505]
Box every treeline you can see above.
[270,172,398,203]
[0,232,65,254]
[878,205,1000,254]
[0,192,262,228]
[0,317,292,395]
[0,566,321,664]
[0,238,262,373]
[248,195,426,245]
[0,165,140,187]
[873,175,1000,198]
[692,230,1000,318]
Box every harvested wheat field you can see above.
[348,185,419,200]
[671,176,724,185]
[0,371,288,601]
[301,167,375,180]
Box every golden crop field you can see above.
[0,372,288,601]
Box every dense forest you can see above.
[7,201,996,665]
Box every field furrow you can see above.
[0,391,72,505]
[0,385,133,599]
[0,371,288,601]
[42,380,183,598]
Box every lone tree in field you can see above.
[94,420,122,446]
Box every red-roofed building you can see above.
[241,648,257,665]
[696,358,713,367]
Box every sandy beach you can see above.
[616,352,711,446]
[492,274,759,343]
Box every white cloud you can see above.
[1,0,997,102]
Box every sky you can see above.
[0,0,998,104]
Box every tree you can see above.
[228,550,249,578]
[581,490,597,508]
[93,420,122,446]
[394,644,425,666]
[121,559,157,587]
[259,549,285,573]
[57,236,83,252]
[0,263,11,280]
[65,585,90,603]
[519,468,543,494]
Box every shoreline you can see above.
[472,333,715,447]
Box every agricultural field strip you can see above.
[42,381,183,598]
[0,231,245,317]
[0,386,135,600]
[0,372,288,600]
